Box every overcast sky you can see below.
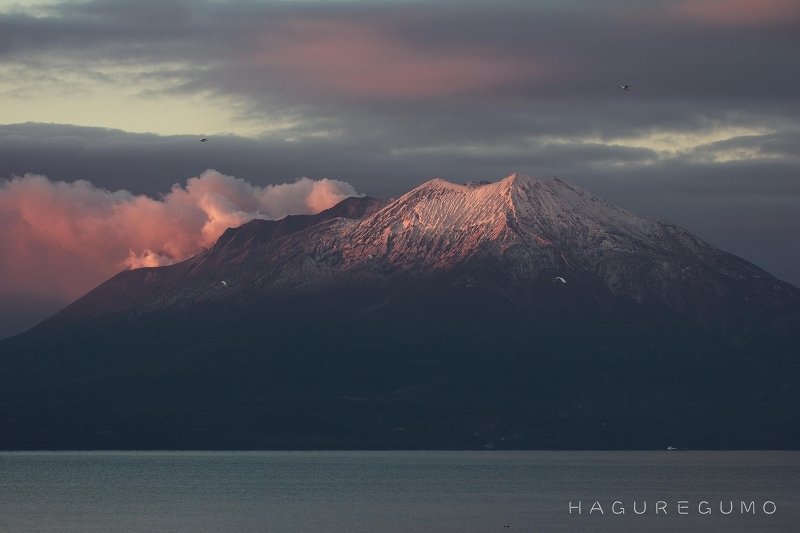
[1,0,799,337]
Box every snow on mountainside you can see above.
[8,174,800,451]
[42,173,800,333]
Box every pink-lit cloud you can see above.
[0,170,361,307]
[255,20,542,98]
[669,0,800,26]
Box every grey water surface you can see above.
[0,451,797,532]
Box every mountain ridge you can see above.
[42,173,800,335]
[2,173,799,450]
[36,195,392,329]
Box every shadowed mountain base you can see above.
[2,281,798,450]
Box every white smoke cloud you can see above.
[0,170,362,305]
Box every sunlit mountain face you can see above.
[1,175,799,450]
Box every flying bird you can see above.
[199,138,208,142]
[620,85,631,91]
[220,280,230,287]
[552,277,567,284]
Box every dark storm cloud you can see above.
[1,1,798,165]
[5,121,795,197]
[2,1,799,115]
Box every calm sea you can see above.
[0,451,797,532]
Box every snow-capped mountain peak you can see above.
[43,174,800,334]
[12,176,800,453]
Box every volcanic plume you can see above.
[0,170,362,337]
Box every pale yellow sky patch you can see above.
[390,126,778,163]
[0,61,293,137]
[0,0,58,15]
[594,126,773,154]
[692,147,785,163]
[537,126,777,163]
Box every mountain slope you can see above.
[37,195,391,328]
[1,174,799,450]
[46,173,800,334]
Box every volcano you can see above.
[2,174,799,450]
